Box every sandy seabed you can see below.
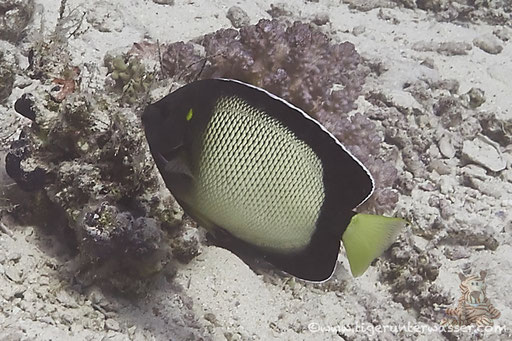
[0,0,511,340]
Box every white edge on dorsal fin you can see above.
[217,78,375,209]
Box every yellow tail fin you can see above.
[342,214,406,277]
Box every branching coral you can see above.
[161,41,204,83]
[161,19,399,213]
[176,19,366,115]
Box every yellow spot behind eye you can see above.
[186,108,193,121]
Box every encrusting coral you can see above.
[162,19,399,214]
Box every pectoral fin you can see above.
[164,155,194,179]
[342,214,406,277]
[155,151,194,179]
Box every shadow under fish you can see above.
[142,78,406,282]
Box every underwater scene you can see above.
[0,0,511,340]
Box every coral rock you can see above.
[0,50,16,102]
[226,6,250,28]
[462,136,506,172]
[473,34,503,54]
[0,0,34,43]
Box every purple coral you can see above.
[161,19,398,213]
[163,20,364,114]
[161,41,204,83]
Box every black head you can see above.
[141,86,197,158]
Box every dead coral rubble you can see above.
[367,69,510,314]
[344,0,512,25]
[380,236,449,320]
[393,0,512,24]
[162,19,399,213]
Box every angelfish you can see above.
[142,79,406,282]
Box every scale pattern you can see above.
[191,96,325,252]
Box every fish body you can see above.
[143,79,405,281]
